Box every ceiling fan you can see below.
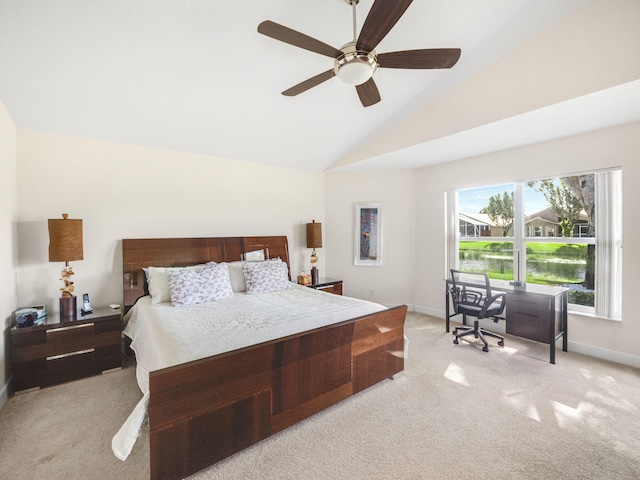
[257,0,461,108]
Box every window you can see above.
[446,169,622,319]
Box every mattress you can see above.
[112,285,388,460]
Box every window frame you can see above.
[448,169,621,319]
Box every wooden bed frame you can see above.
[122,236,407,480]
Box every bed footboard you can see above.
[148,305,407,480]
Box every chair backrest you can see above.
[450,269,491,298]
[449,269,505,319]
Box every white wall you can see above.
[326,122,640,366]
[412,122,640,365]
[0,100,18,406]
[324,169,415,306]
[15,130,325,313]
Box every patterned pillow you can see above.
[242,260,293,294]
[147,264,213,304]
[167,264,234,307]
[226,258,282,292]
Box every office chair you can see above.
[449,269,506,352]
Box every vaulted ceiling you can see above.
[1,0,638,172]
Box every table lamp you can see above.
[306,220,322,285]
[48,214,83,317]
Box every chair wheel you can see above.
[483,346,489,352]
[498,340,504,346]
[474,334,478,339]
[453,338,459,345]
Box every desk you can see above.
[445,279,568,364]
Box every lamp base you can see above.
[60,296,77,317]
[311,267,319,285]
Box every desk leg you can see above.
[445,284,450,333]
[562,291,568,352]
[549,296,556,364]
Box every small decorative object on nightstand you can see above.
[10,307,122,393]
[48,213,84,317]
[306,220,322,285]
[307,278,343,296]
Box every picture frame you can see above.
[354,202,383,266]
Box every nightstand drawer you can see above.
[307,278,343,296]
[12,319,120,362]
[313,284,342,295]
[11,308,122,392]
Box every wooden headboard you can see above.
[122,236,290,310]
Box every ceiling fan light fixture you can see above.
[334,44,378,86]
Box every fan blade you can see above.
[258,21,342,58]
[282,69,335,97]
[378,48,461,69]
[357,0,414,52]
[356,78,381,107]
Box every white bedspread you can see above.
[112,285,387,460]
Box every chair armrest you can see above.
[487,291,506,303]
[478,292,506,318]
[461,291,482,303]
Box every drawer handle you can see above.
[47,348,95,361]
[47,323,94,334]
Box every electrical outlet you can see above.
[370,288,375,296]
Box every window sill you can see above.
[568,308,621,322]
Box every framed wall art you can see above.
[354,202,383,266]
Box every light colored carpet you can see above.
[1,312,639,480]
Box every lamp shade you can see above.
[306,220,322,249]
[48,214,83,262]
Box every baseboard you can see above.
[414,305,443,318]
[381,303,415,312]
[0,377,9,411]
[568,341,640,369]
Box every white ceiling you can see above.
[335,79,640,172]
[3,0,633,173]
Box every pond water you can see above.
[459,250,586,283]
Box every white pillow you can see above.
[242,260,293,294]
[226,262,247,293]
[167,263,233,307]
[147,264,213,304]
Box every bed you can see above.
[116,236,407,480]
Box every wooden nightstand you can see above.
[10,307,122,393]
[307,278,343,295]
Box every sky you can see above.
[458,183,549,215]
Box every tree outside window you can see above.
[457,176,597,307]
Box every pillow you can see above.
[226,262,247,293]
[167,263,234,307]
[226,259,283,293]
[242,260,293,294]
[147,264,211,304]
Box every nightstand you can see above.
[10,307,122,393]
[307,278,343,295]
